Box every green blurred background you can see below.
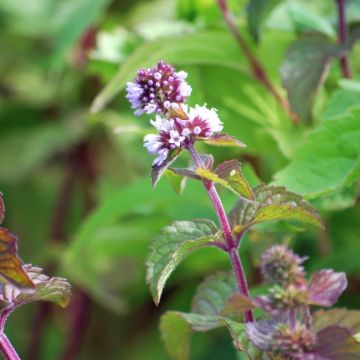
[0,0,359,359]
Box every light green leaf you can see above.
[273,113,360,198]
[165,169,187,195]
[90,31,246,113]
[229,185,324,235]
[215,160,255,200]
[280,36,343,122]
[195,168,228,186]
[146,219,221,305]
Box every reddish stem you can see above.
[0,334,20,360]
[216,0,298,125]
[336,0,351,78]
[187,142,254,322]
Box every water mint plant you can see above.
[127,61,360,359]
[0,193,71,360]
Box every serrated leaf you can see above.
[151,149,182,187]
[11,265,71,308]
[215,160,255,200]
[165,169,187,195]
[247,0,282,43]
[146,219,221,305]
[191,272,237,316]
[313,308,360,335]
[273,113,360,198]
[201,134,246,148]
[280,36,343,122]
[0,193,4,225]
[0,227,34,289]
[229,185,323,235]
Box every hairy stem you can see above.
[336,0,351,78]
[0,334,21,360]
[216,0,298,125]
[187,142,253,322]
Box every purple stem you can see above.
[0,334,20,360]
[187,142,254,322]
[336,0,351,78]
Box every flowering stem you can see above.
[336,0,351,78]
[216,0,298,125]
[187,142,254,322]
[0,334,21,360]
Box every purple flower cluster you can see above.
[246,245,350,359]
[126,61,191,116]
[126,61,224,167]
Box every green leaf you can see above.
[215,160,255,200]
[12,265,71,308]
[152,149,182,188]
[229,185,323,235]
[247,0,282,42]
[287,3,336,38]
[165,169,187,195]
[0,227,34,289]
[160,311,224,360]
[191,272,237,316]
[201,134,246,148]
[168,168,201,181]
[273,113,360,198]
[90,31,246,113]
[146,219,221,305]
[280,36,343,122]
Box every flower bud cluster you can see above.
[246,245,349,359]
[126,61,224,167]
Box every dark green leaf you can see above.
[146,219,221,305]
[280,36,343,122]
[229,185,324,235]
[247,0,282,42]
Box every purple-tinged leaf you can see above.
[199,134,246,148]
[0,227,34,290]
[308,270,347,307]
[215,160,255,200]
[313,308,360,335]
[221,293,255,316]
[151,148,182,187]
[0,193,4,225]
[246,318,278,351]
[314,325,360,359]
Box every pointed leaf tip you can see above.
[146,219,220,305]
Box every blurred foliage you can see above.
[0,0,359,359]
